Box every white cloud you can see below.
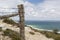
[0,0,24,7]
[24,0,60,20]
[0,0,60,21]
[0,0,23,15]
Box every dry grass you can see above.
[31,28,60,40]
[3,29,20,40]
[3,18,17,26]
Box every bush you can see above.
[3,18,17,25]
[39,30,60,40]
[45,32,52,38]
[55,36,60,40]
[3,29,20,40]
[53,29,58,34]
[0,27,2,31]
[29,31,35,35]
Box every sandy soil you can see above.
[0,20,54,40]
[25,27,54,40]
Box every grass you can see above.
[3,18,17,26]
[3,29,20,40]
[40,31,60,40]
[31,28,60,40]
[53,29,59,34]
[38,29,60,40]
[0,27,2,31]
[2,18,60,40]
[29,31,35,35]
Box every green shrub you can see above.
[40,31,47,34]
[39,30,60,40]
[29,32,35,35]
[54,36,60,40]
[3,18,17,25]
[0,27,2,31]
[53,29,58,34]
[45,32,52,38]
[3,29,20,40]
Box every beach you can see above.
[0,20,54,40]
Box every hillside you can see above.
[0,20,53,40]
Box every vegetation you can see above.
[3,29,20,40]
[0,27,2,31]
[31,28,60,40]
[29,31,35,35]
[53,29,59,34]
[40,31,60,40]
[3,18,17,26]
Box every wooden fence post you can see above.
[18,4,25,40]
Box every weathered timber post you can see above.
[18,4,25,40]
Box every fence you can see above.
[0,4,25,40]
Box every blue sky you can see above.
[0,0,60,21]
[27,0,44,4]
[24,0,60,21]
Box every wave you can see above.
[27,25,60,33]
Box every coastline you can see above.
[0,20,55,40]
[27,25,60,33]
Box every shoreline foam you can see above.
[27,25,60,33]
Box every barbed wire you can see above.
[0,12,18,17]
[0,12,18,13]
[0,8,18,9]
[0,8,18,13]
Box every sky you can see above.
[27,0,44,4]
[0,0,60,21]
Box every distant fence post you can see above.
[18,4,25,40]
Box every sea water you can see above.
[25,21,60,30]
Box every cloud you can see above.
[0,0,23,15]
[0,0,24,7]
[24,0,60,20]
[0,0,60,21]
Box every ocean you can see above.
[25,21,60,30]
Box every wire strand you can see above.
[0,8,18,9]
